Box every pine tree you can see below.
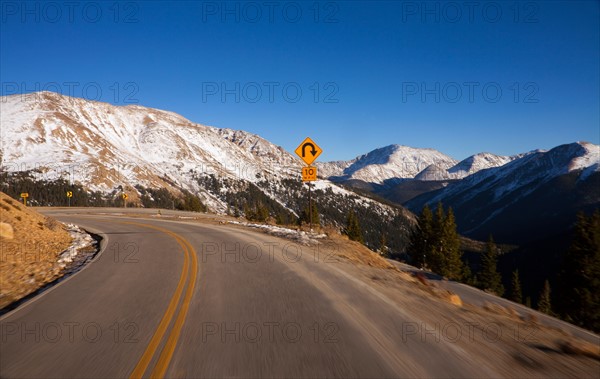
[300,202,320,227]
[428,203,446,273]
[537,280,552,315]
[408,204,434,268]
[409,203,463,279]
[379,234,389,257]
[181,192,206,212]
[557,211,600,332]
[243,203,254,220]
[256,204,269,222]
[478,235,504,296]
[440,207,463,280]
[509,270,523,304]
[310,202,320,226]
[344,209,363,243]
[275,212,286,225]
[461,260,475,286]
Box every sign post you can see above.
[66,191,73,207]
[20,192,29,206]
[309,181,312,231]
[122,193,128,208]
[295,138,322,232]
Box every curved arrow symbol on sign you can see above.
[302,143,318,157]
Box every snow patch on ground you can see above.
[57,223,98,272]
[228,221,327,245]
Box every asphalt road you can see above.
[1,209,598,378]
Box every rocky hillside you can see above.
[0,192,72,308]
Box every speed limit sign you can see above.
[302,166,317,181]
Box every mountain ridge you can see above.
[0,91,416,253]
[2,92,598,243]
[406,141,600,243]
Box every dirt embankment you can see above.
[0,192,72,308]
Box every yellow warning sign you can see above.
[295,137,323,165]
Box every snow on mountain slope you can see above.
[414,152,516,181]
[318,144,458,184]
[318,145,518,183]
[214,128,299,178]
[0,91,410,226]
[414,142,599,207]
[446,153,514,178]
[1,92,420,253]
[406,142,600,243]
[0,92,299,194]
[408,143,599,214]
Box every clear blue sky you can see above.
[1,1,598,161]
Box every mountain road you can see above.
[1,208,598,378]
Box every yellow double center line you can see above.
[123,222,198,379]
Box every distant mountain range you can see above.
[317,138,599,301]
[319,140,599,245]
[406,142,599,244]
[318,144,516,183]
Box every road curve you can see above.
[1,209,598,378]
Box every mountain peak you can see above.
[319,144,456,184]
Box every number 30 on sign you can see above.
[302,166,317,181]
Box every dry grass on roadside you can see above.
[0,192,72,308]
[324,231,395,269]
[559,339,600,361]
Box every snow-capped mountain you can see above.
[406,142,600,243]
[318,145,516,183]
[318,144,457,183]
[0,91,414,252]
[416,153,516,181]
[447,153,515,177]
[0,91,297,197]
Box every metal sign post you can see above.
[66,191,73,207]
[20,192,29,206]
[308,181,312,232]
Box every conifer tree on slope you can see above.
[344,209,363,243]
[408,204,434,268]
[479,235,504,296]
[300,202,320,227]
[409,203,464,279]
[439,207,463,280]
[429,202,446,274]
[509,270,523,304]
[537,279,553,315]
[558,211,600,332]
[461,260,475,285]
